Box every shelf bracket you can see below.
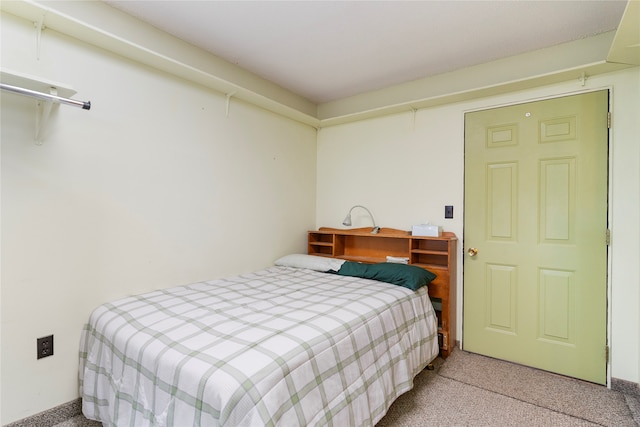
[225,92,235,118]
[411,107,418,132]
[35,87,59,144]
[34,13,46,60]
[579,71,588,87]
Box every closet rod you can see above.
[0,83,91,110]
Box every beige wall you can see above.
[1,2,639,425]
[317,68,640,386]
[0,12,317,424]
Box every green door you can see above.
[463,91,609,384]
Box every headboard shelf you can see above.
[309,227,457,357]
[412,263,448,272]
[336,255,388,264]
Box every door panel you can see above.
[485,264,517,333]
[464,91,608,384]
[540,159,575,242]
[487,162,517,240]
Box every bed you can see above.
[79,255,439,426]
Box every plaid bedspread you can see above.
[79,266,438,426]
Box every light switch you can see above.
[445,205,454,219]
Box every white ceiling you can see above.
[102,1,628,104]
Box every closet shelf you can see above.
[1,68,76,98]
[1,68,90,143]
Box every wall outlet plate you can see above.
[37,335,54,359]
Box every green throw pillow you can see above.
[337,262,436,291]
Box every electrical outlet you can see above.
[37,335,54,359]
[445,205,454,219]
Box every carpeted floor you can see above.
[54,348,639,426]
[378,348,639,426]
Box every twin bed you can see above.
[79,253,440,426]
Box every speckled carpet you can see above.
[378,348,639,426]
[34,348,640,426]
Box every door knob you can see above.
[467,247,478,257]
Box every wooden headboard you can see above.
[308,227,457,357]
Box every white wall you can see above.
[317,68,640,386]
[0,12,317,424]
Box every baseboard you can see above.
[612,377,640,398]
[3,398,81,427]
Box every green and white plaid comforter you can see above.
[79,266,438,426]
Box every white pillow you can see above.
[274,254,345,272]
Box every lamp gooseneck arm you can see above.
[343,205,380,234]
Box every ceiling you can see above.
[102,1,628,104]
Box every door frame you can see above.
[460,87,613,386]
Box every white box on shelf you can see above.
[412,224,442,237]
